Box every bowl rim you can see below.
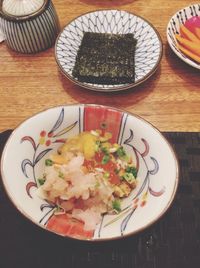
[1,104,179,242]
[54,9,163,92]
[166,3,200,69]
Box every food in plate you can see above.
[72,32,137,84]
[37,130,138,231]
[175,16,200,63]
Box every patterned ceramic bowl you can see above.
[55,9,163,92]
[1,104,179,241]
[167,3,200,69]
[0,0,60,54]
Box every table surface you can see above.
[0,0,200,133]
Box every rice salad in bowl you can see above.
[1,104,179,241]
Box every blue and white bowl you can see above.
[55,10,163,92]
[167,3,200,69]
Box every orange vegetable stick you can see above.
[195,27,200,40]
[175,34,200,56]
[177,43,200,63]
[180,24,200,44]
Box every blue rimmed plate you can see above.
[55,9,163,92]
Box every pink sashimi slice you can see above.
[46,214,94,239]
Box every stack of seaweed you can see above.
[72,32,137,84]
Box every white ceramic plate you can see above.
[167,3,200,69]
[55,10,163,92]
[1,104,179,241]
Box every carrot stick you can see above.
[175,34,200,56]
[180,24,200,44]
[195,27,200,40]
[177,43,200,63]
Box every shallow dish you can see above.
[167,3,200,69]
[1,104,179,241]
[55,9,163,92]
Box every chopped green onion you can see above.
[102,154,110,164]
[101,146,109,154]
[116,146,126,158]
[104,172,110,179]
[122,172,135,183]
[125,166,138,177]
[95,140,101,152]
[38,178,45,186]
[55,206,64,213]
[112,199,121,213]
[45,159,53,166]
[58,171,64,179]
[95,181,100,188]
[96,140,101,146]
[95,145,99,152]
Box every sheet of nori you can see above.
[72,32,137,84]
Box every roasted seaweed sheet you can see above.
[72,32,137,85]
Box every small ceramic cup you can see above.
[0,0,60,53]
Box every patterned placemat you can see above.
[0,130,200,268]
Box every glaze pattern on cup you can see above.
[0,0,60,53]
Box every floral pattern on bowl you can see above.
[1,104,179,241]
[167,3,200,69]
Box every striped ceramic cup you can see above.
[0,0,60,53]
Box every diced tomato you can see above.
[46,214,94,239]
[47,214,71,235]
[109,172,121,185]
[103,161,115,171]
[95,152,104,162]
[83,159,95,170]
